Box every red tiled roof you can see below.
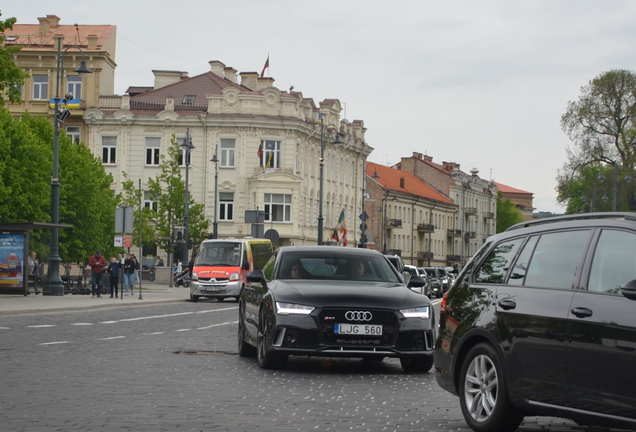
[495,182,533,195]
[367,162,454,205]
[3,16,115,51]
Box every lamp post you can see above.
[317,116,343,245]
[210,146,219,239]
[180,129,195,265]
[48,35,92,296]
[581,183,608,212]
[359,158,368,248]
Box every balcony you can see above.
[417,223,435,233]
[464,231,477,239]
[483,212,495,220]
[446,255,461,262]
[464,207,477,216]
[447,229,462,237]
[386,218,402,229]
[417,251,434,261]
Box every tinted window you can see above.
[250,242,273,270]
[588,229,636,295]
[262,252,277,280]
[508,236,539,285]
[475,239,523,284]
[524,230,590,289]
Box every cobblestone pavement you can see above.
[0,301,631,432]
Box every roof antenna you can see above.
[74,23,80,45]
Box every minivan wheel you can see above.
[459,343,524,432]
[190,293,199,302]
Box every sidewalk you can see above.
[0,283,190,316]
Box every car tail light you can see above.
[440,292,452,313]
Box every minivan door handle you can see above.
[571,307,593,318]
[497,299,516,310]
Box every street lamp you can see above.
[317,116,343,245]
[210,146,219,239]
[581,183,608,212]
[48,35,92,296]
[359,158,368,248]
[180,128,195,265]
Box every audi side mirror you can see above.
[620,279,636,301]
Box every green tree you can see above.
[0,108,117,262]
[496,191,523,233]
[122,137,209,261]
[559,69,636,211]
[120,173,158,251]
[0,13,30,106]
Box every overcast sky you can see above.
[7,1,636,213]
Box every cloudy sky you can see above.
[7,1,636,213]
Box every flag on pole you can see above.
[337,209,348,247]
[260,55,270,77]
[331,228,339,242]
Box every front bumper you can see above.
[267,310,435,359]
[190,279,241,298]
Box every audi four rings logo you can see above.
[345,311,373,321]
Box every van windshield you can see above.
[195,242,242,267]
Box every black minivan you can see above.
[434,213,636,432]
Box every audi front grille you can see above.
[318,309,398,346]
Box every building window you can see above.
[220,139,235,168]
[264,193,291,222]
[219,192,234,221]
[182,94,195,104]
[260,140,281,168]
[146,137,161,166]
[66,126,80,144]
[33,75,48,100]
[66,76,82,100]
[144,191,158,211]
[102,136,117,165]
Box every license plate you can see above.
[334,324,383,335]
[204,286,219,292]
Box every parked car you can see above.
[434,212,636,432]
[238,246,433,372]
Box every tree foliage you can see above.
[120,137,209,261]
[0,108,117,262]
[496,191,524,233]
[558,69,636,211]
[0,13,30,106]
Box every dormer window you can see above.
[5,35,18,41]
[182,95,195,104]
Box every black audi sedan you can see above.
[434,213,636,432]
[238,246,434,372]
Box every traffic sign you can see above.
[359,223,367,231]
[359,212,369,221]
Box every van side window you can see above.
[262,252,277,280]
[475,239,522,284]
[251,242,273,270]
[524,230,590,289]
[588,229,636,295]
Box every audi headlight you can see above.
[276,302,314,315]
[400,306,430,318]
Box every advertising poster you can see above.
[0,233,26,289]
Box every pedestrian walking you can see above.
[88,250,107,298]
[123,253,136,295]
[131,254,141,283]
[27,251,40,294]
[107,257,120,298]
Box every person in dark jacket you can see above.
[123,253,136,295]
[107,257,120,298]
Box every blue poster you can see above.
[0,233,25,288]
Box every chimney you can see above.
[442,161,460,171]
[257,76,275,90]
[224,66,237,83]
[423,155,433,162]
[38,17,50,34]
[400,178,405,189]
[209,60,226,77]
[46,15,60,27]
[152,70,188,89]
[87,35,98,50]
[239,72,259,90]
[412,152,423,160]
